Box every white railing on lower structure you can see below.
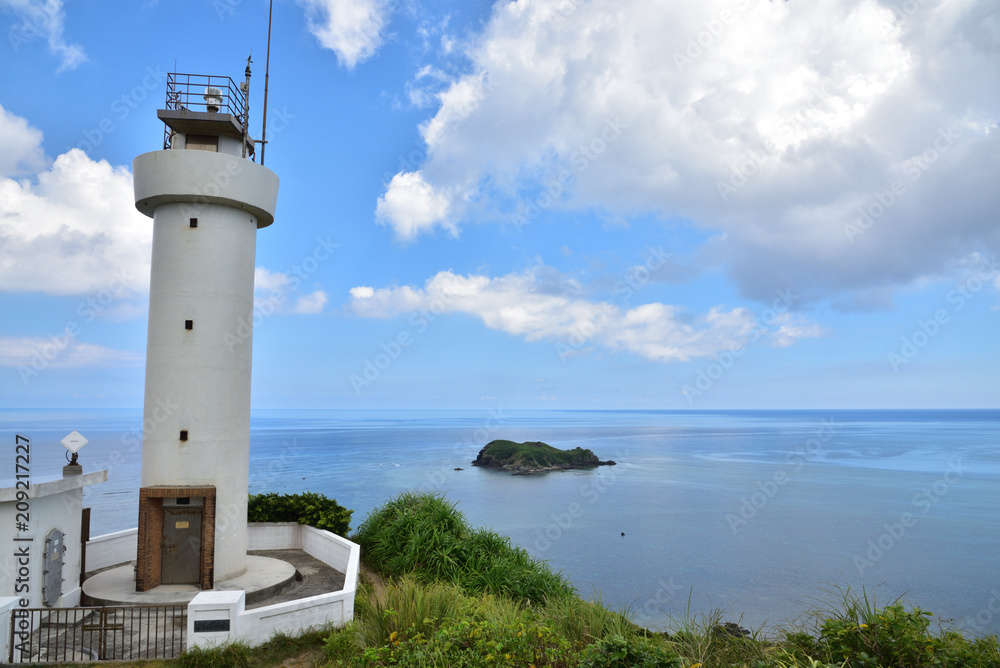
[78,522,359,651]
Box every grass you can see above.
[352,490,576,604]
[74,493,1000,668]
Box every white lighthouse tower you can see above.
[131,67,278,591]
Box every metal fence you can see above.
[165,72,247,121]
[9,605,187,663]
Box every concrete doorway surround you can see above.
[136,486,216,591]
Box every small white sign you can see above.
[60,431,88,453]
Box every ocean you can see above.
[2,408,998,636]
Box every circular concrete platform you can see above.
[83,556,297,606]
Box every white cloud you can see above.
[298,0,393,68]
[348,265,822,362]
[0,335,141,371]
[0,103,46,177]
[377,0,1000,303]
[291,290,329,314]
[254,267,328,315]
[375,171,454,241]
[2,0,87,71]
[254,267,292,293]
[0,110,151,296]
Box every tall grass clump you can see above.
[353,491,574,604]
[542,594,640,644]
[326,575,684,668]
[781,585,1000,668]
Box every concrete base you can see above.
[82,556,296,606]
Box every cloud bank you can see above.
[348,265,822,362]
[377,0,1000,304]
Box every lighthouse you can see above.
[131,67,278,591]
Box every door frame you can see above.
[135,486,216,592]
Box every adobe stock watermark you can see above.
[638,576,686,621]
[384,72,499,185]
[17,270,133,385]
[681,288,798,404]
[102,395,180,478]
[673,0,759,72]
[70,66,168,155]
[421,408,509,493]
[887,256,998,372]
[880,0,933,35]
[6,2,63,54]
[959,587,1000,637]
[533,455,633,553]
[853,459,963,576]
[224,235,338,351]
[349,290,457,395]
[718,80,854,202]
[725,418,836,534]
[844,125,960,243]
[555,246,671,361]
[509,116,627,232]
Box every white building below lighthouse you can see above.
[132,70,278,590]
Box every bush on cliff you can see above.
[247,491,353,537]
[353,491,574,604]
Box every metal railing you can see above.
[165,72,246,121]
[9,605,187,663]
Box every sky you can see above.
[0,0,997,410]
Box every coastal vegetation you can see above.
[353,491,574,604]
[247,491,353,537]
[113,491,1000,667]
[472,439,616,474]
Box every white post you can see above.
[187,590,246,650]
[0,597,21,664]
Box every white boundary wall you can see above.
[86,522,359,650]
[85,528,138,572]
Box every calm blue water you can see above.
[2,409,998,636]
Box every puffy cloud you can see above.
[0,103,46,177]
[375,171,454,241]
[347,265,822,362]
[298,0,393,68]
[290,290,329,314]
[2,0,87,71]
[0,112,151,296]
[377,0,1000,303]
[254,267,328,315]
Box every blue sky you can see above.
[0,0,997,410]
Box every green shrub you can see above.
[346,616,577,667]
[819,601,936,667]
[247,491,353,537]
[354,491,574,604]
[577,635,683,668]
[796,586,1000,668]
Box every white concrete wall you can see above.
[84,528,137,572]
[188,523,359,650]
[137,196,261,582]
[302,526,356,577]
[247,522,302,550]
[0,473,105,610]
[133,149,279,227]
[0,597,19,663]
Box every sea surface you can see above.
[2,408,998,636]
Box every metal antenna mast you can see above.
[260,0,274,165]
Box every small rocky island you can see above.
[472,440,616,475]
